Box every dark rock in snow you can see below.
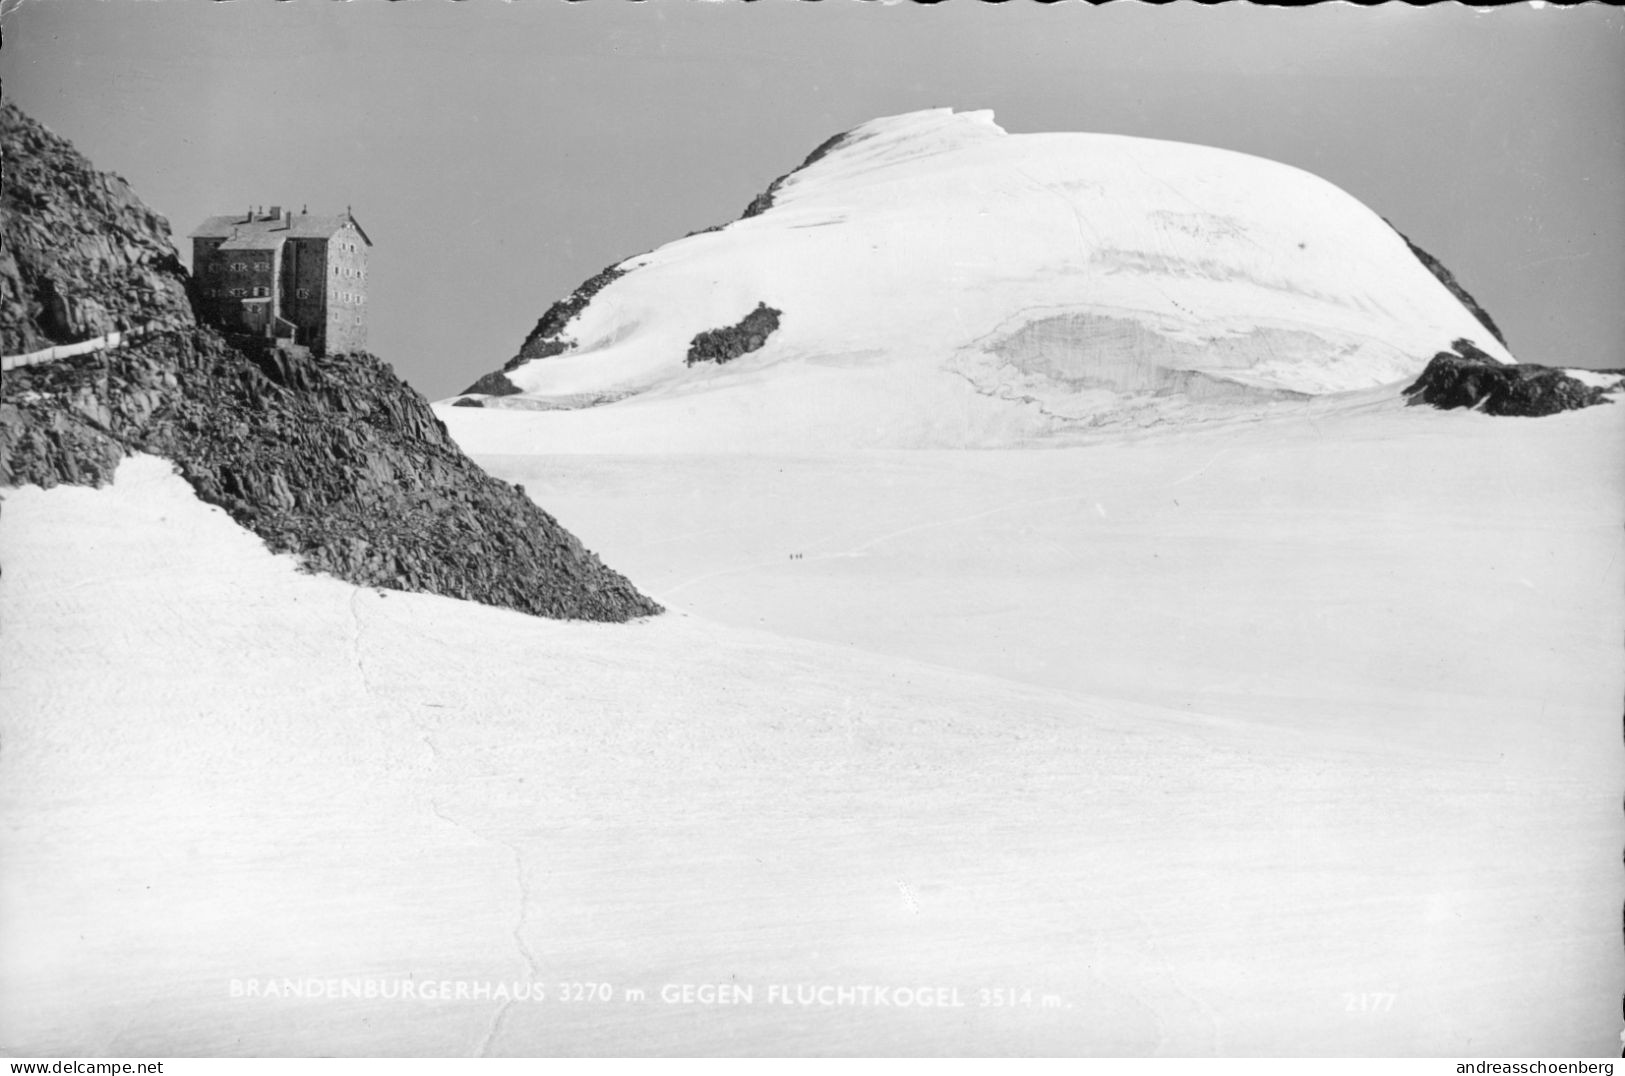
[1403,339,1618,418]
[685,303,783,367]
[0,103,661,623]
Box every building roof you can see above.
[217,235,287,252]
[190,210,372,246]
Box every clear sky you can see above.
[3,0,1621,398]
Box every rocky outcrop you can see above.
[739,129,851,220]
[3,334,661,620]
[685,303,782,367]
[456,262,635,396]
[460,369,523,397]
[1384,221,1509,351]
[508,264,628,364]
[0,103,661,623]
[1402,339,1617,417]
[1,103,195,355]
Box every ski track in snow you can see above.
[355,587,542,1058]
[424,795,538,1059]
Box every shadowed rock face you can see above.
[1403,339,1618,418]
[0,104,661,622]
[1,102,195,354]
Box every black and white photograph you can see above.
[1,0,1622,1061]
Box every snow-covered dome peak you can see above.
[446,111,1517,450]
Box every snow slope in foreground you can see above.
[3,406,1621,1055]
[450,109,1517,448]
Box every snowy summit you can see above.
[447,108,1519,449]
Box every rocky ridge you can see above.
[1402,339,1619,417]
[0,103,660,622]
[1,103,194,354]
[465,262,634,398]
[737,129,851,220]
[1384,222,1509,351]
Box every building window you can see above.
[231,288,245,297]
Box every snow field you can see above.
[3,392,1621,1055]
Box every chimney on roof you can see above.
[281,208,292,228]
[269,205,281,220]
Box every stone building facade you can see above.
[190,207,371,356]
